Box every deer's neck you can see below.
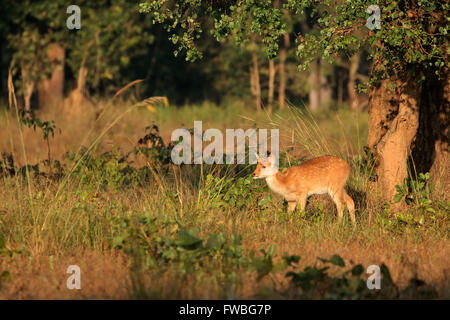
[265,173,287,196]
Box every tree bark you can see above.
[367,74,421,200]
[308,59,331,111]
[367,78,398,151]
[21,62,34,111]
[71,66,89,107]
[308,59,321,111]
[368,66,449,201]
[278,32,290,109]
[65,56,94,113]
[321,71,332,108]
[250,49,261,112]
[38,43,65,108]
[267,59,275,115]
[337,68,343,106]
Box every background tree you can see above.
[139,0,286,112]
[65,0,154,110]
[7,0,67,109]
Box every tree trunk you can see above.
[308,59,321,111]
[308,59,331,111]
[65,59,94,114]
[278,33,290,109]
[367,74,421,200]
[21,62,34,111]
[267,59,275,115]
[72,66,89,107]
[337,69,343,106]
[250,49,261,112]
[368,66,449,201]
[348,54,360,111]
[321,70,332,108]
[38,43,65,108]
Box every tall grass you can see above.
[0,97,448,299]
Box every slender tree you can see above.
[278,32,290,109]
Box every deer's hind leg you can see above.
[330,189,346,221]
[344,191,356,225]
[330,188,356,226]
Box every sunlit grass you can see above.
[0,101,448,299]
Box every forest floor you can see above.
[0,101,448,299]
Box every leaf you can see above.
[205,233,226,250]
[0,271,11,281]
[329,254,345,267]
[112,234,127,249]
[175,229,203,250]
[319,254,345,267]
[282,255,301,266]
[268,244,276,257]
[394,193,403,203]
[351,264,364,276]
[380,263,394,285]
[425,207,435,213]
[252,257,273,281]
[418,215,425,225]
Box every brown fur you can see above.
[253,155,356,225]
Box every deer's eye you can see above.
[262,166,266,169]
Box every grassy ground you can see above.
[0,101,448,299]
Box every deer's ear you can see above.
[255,153,260,162]
[267,153,275,164]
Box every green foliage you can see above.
[111,212,249,296]
[293,0,448,81]
[139,0,286,61]
[6,0,154,96]
[110,205,439,299]
[0,153,16,177]
[134,124,174,166]
[112,213,401,299]
[141,0,448,84]
[0,236,25,289]
[66,148,142,190]
[199,151,300,212]
[19,110,55,140]
[318,254,346,267]
[202,174,263,210]
[67,0,154,93]
[285,259,379,299]
[19,110,58,170]
[249,245,277,281]
[352,146,377,181]
[7,1,67,87]
[271,254,435,299]
[392,173,449,226]
[64,123,176,189]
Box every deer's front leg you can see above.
[287,201,297,212]
[296,195,307,213]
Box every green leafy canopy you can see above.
[140,0,448,81]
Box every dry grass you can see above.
[0,100,448,299]
[0,251,130,299]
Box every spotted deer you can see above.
[252,154,356,225]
